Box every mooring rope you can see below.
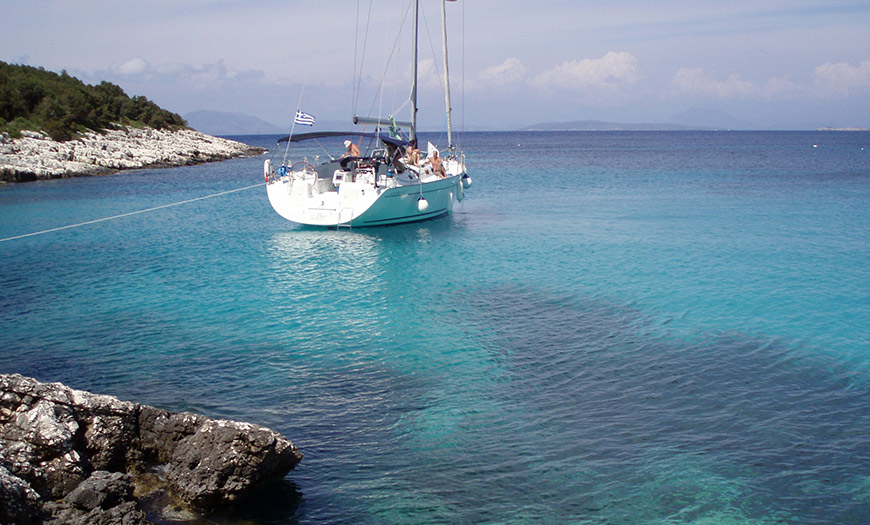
[0,182,265,243]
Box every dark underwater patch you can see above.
[448,284,870,522]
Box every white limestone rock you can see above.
[0,126,264,182]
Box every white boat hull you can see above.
[266,0,470,228]
[267,168,465,227]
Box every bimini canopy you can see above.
[277,131,410,149]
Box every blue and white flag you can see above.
[294,110,315,126]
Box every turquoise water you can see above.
[1,131,869,523]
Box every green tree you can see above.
[0,61,187,140]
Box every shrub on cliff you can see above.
[0,61,187,141]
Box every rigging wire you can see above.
[417,1,449,147]
[389,2,405,124]
[362,1,414,124]
[353,0,360,115]
[460,0,465,152]
[353,0,374,118]
[281,63,311,167]
[0,182,265,244]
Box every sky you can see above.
[2,0,870,130]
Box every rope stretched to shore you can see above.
[0,182,265,243]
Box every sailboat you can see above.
[264,0,471,228]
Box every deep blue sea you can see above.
[2,131,869,523]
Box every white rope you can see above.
[0,182,265,243]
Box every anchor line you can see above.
[0,182,266,243]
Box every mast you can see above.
[410,0,419,142]
[441,0,453,152]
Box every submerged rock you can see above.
[0,126,265,182]
[0,373,303,523]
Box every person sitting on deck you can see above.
[405,143,421,167]
[342,140,361,158]
[423,149,447,178]
[389,145,407,172]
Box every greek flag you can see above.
[294,110,315,126]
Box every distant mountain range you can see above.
[187,112,715,135]
[184,110,363,136]
[186,108,855,135]
[184,111,284,136]
[521,120,710,132]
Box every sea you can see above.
[1,131,869,524]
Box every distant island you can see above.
[0,62,263,182]
[521,120,711,132]
[183,110,363,136]
[184,110,285,136]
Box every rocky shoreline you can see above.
[0,374,302,524]
[0,126,265,183]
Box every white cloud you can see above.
[117,57,148,76]
[530,52,640,90]
[417,58,441,87]
[763,75,801,97]
[106,58,264,88]
[480,57,526,86]
[672,68,754,98]
[672,68,800,98]
[814,59,870,96]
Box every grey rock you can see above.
[84,411,140,472]
[46,500,149,525]
[65,470,133,510]
[40,449,88,498]
[0,373,303,522]
[0,374,136,498]
[0,463,42,525]
[136,406,303,508]
[167,417,303,508]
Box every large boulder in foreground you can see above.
[137,406,303,508]
[0,373,302,523]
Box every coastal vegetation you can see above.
[0,61,186,141]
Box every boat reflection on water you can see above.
[267,219,464,273]
[261,224,465,372]
[264,218,467,318]
[266,230,384,296]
